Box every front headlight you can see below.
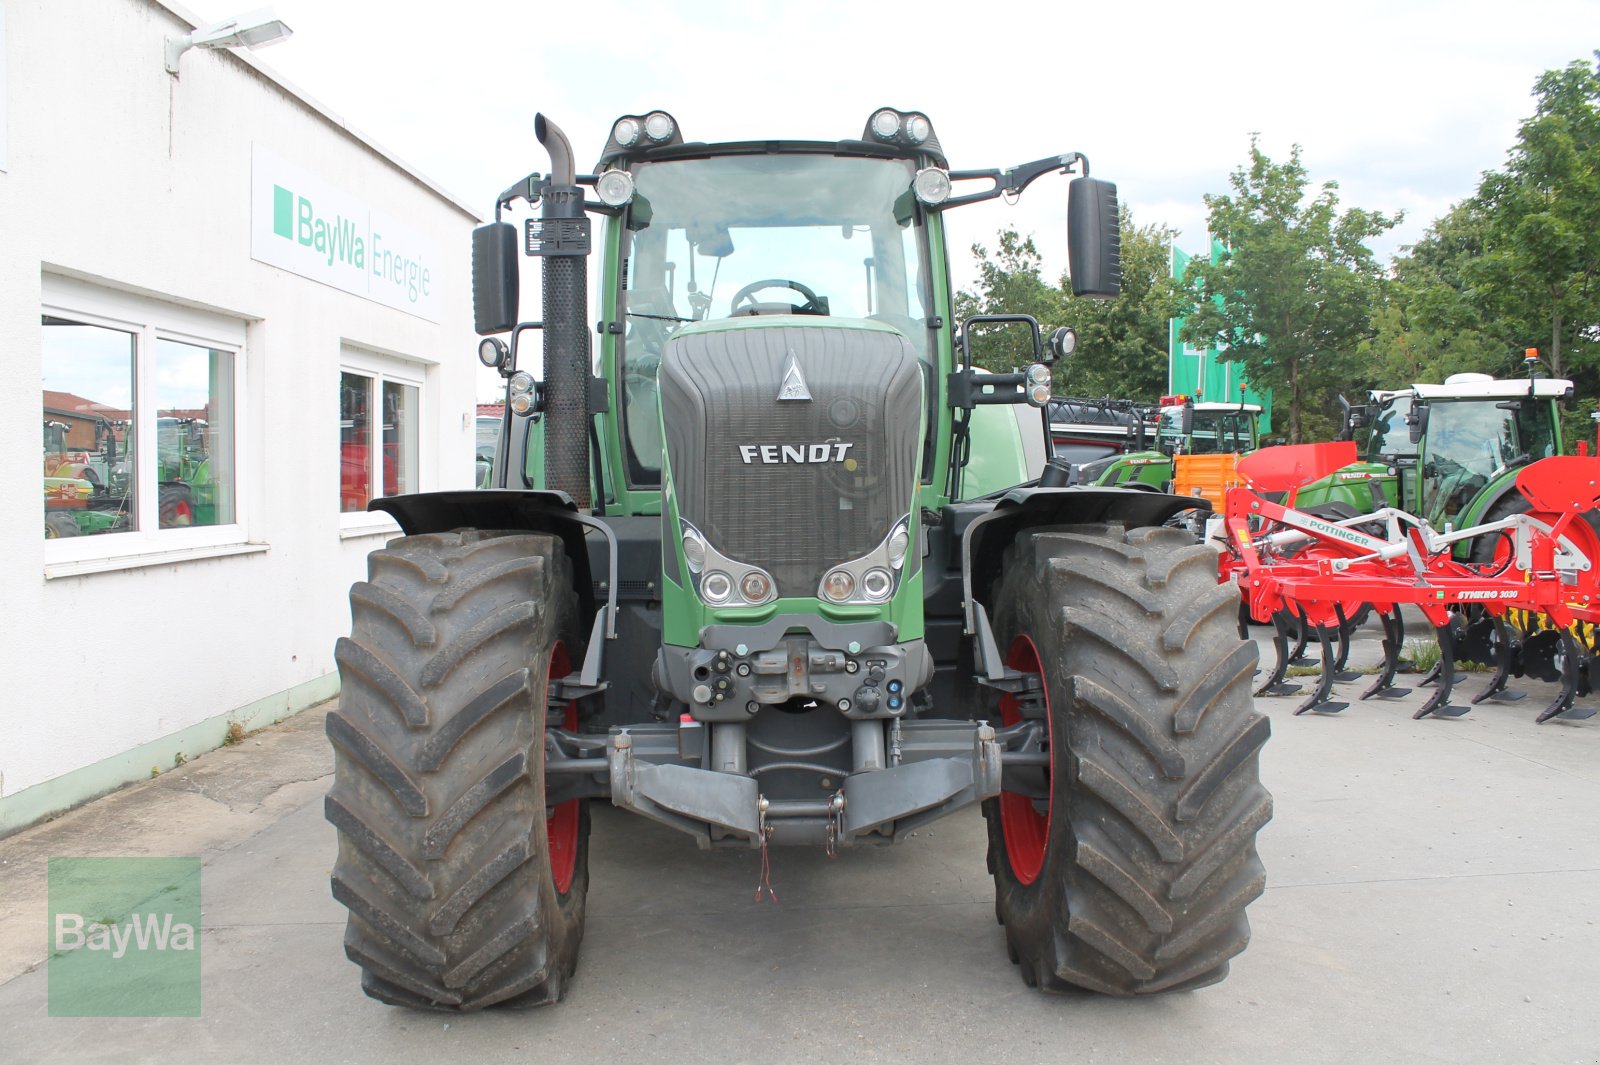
[815,515,913,604]
[680,519,776,606]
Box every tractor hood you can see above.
[658,317,924,598]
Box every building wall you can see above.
[0,0,482,830]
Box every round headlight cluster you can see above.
[904,114,931,144]
[612,117,640,147]
[913,167,951,206]
[870,110,900,139]
[644,111,675,142]
[595,169,635,207]
[862,568,894,601]
[739,571,772,603]
[821,569,856,603]
[702,571,733,604]
[508,371,534,395]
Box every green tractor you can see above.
[1072,393,1263,493]
[1294,371,1572,546]
[325,109,1270,1009]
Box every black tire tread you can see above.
[983,523,1272,996]
[326,530,588,1011]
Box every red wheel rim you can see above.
[544,641,580,894]
[997,635,1051,886]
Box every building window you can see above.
[42,277,244,551]
[340,349,422,519]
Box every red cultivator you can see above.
[1223,442,1600,722]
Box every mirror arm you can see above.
[940,153,1087,210]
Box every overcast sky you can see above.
[189,0,1595,275]
[179,0,1597,404]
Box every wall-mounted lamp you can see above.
[165,7,293,76]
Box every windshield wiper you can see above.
[627,311,692,323]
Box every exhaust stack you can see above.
[535,113,592,508]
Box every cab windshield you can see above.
[1158,408,1257,454]
[615,153,933,483]
[1420,398,1559,522]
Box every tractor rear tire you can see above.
[982,524,1271,995]
[326,530,590,1010]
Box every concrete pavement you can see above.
[1,632,1597,1065]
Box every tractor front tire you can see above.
[982,524,1271,995]
[326,530,589,1010]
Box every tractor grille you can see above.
[660,323,923,596]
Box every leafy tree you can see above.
[1364,200,1506,386]
[1471,53,1600,383]
[1180,138,1399,442]
[957,212,1183,401]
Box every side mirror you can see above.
[1067,177,1121,299]
[1180,405,1195,437]
[1407,403,1429,445]
[472,222,520,335]
[1046,326,1077,365]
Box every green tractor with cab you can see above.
[1296,369,1572,558]
[1072,393,1263,493]
[324,109,1270,1010]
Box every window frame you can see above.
[41,275,250,569]
[338,345,427,537]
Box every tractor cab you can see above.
[1300,371,1572,539]
[1154,396,1262,456]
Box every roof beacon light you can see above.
[913,167,952,205]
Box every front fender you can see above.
[369,489,612,638]
[960,486,1209,633]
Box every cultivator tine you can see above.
[1535,630,1592,722]
[1361,609,1411,701]
[1470,615,1524,705]
[1287,611,1315,667]
[1293,626,1348,715]
[1414,624,1469,719]
[1256,611,1304,697]
[1329,605,1363,683]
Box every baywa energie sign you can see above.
[251,144,442,323]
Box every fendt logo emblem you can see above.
[739,443,855,464]
[778,352,812,402]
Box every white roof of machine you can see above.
[1411,378,1573,400]
[1193,403,1264,413]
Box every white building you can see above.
[0,0,482,834]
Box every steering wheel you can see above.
[730,278,825,317]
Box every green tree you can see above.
[957,211,1183,400]
[1364,200,1506,386]
[1471,53,1600,382]
[1181,138,1399,442]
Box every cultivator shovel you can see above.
[1223,444,1600,723]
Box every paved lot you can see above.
[2,628,1598,1065]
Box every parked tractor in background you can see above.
[324,109,1270,1010]
[1296,369,1570,548]
[1073,393,1263,509]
